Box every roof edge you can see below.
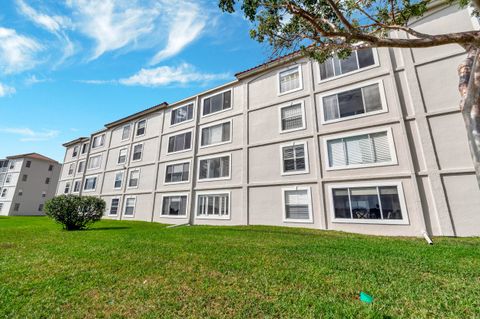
[104,102,168,129]
[62,137,89,147]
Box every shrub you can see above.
[44,195,106,231]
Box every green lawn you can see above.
[0,217,479,318]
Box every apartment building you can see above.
[57,3,480,237]
[0,153,61,216]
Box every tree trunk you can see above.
[458,47,480,189]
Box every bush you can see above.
[44,195,106,231]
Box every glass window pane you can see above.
[350,187,381,219]
[380,186,403,220]
[323,95,339,121]
[338,88,364,118]
[340,53,358,74]
[285,190,309,219]
[333,188,351,218]
[362,84,382,112]
[357,48,375,68]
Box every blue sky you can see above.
[0,0,268,162]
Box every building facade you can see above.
[57,3,480,237]
[0,153,61,216]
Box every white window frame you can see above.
[127,169,140,189]
[328,181,409,225]
[87,154,102,171]
[81,143,89,154]
[317,48,379,83]
[1,188,7,197]
[199,119,233,149]
[123,196,136,218]
[121,124,131,141]
[72,179,81,193]
[135,119,147,137]
[282,186,314,223]
[278,100,306,133]
[64,182,70,194]
[72,146,79,158]
[160,192,189,218]
[68,163,75,176]
[195,190,231,220]
[166,129,194,155]
[319,79,388,125]
[77,160,85,174]
[108,197,121,216]
[91,134,105,149]
[200,88,233,118]
[117,148,128,165]
[83,175,98,192]
[113,171,124,190]
[322,127,398,171]
[280,141,310,176]
[131,142,144,162]
[197,152,232,182]
[164,159,191,185]
[277,64,303,96]
[170,102,195,127]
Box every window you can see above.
[87,155,102,170]
[198,154,230,181]
[168,131,192,153]
[38,204,44,212]
[124,197,136,217]
[22,174,28,182]
[41,191,46,198]
[9,161,15,169]
[72,146,79,157]
[64,182,70,194]
[202,90,231,116]
[73,180,81,193]
[330,183,408,224]
[84,176,97,191]
[136,120,146,136]
[281,142,309,175]
[196,192,230,219]
[201,121,231,147]
[109,198,119,216]
[122,125,131,140]
[165,162,190,184]
[326,129,396,170]
[18,189,23,196]
[128,170,140,188]
[171,103,194,125]
[26,160,31,168]
[5,174,11,183]
[279,102,305,132]
[48,164,53,171]
[322,82,384,123]
[92,134,105,148]
[279,65,302,94]
[13,203,20,212]
[0,203,3,212]
[162,195,188,217]
[77,161,85,173]
[68,163,75,175]
[319,48,376,81]
[81,143,89,154]
[45,177,50,184]
[283,187,313,222]
[132,143,143,161]
[1,189,7,197]
[117,148,128,165]
[114,171,123,189]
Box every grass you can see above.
[0,217,479,319]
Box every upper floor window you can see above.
[64,182,70,194]
[326,129,396,170]
[168,131,192,153]
[22,174,28,182]
[198,154,230,181]
[92,134,105,149]
[171,103,194,125]
[281,142,309,175]
[9,161,15,169]
[200,121,231,147]
[165,162,190,184]
[18,189,23,196]
[81,143,89,154]
[162,195,188,217]
[48,164,53,171]
[132,143,143,161]
[322,82,384,123]
[68,163,75,176]
[118,148,128,165]
[41,191,46,198]
[5,174,12,184]
[121,125,131,140]
[136,120,146,137]
[72,146,79,157]
[45,177,50,184]
[283,187,313,222]
[114,171,124,189]
[202,90,231,116]
[278,65,302,94]
[26,160,31,168]
[77,161,85,174]
[87,154,102,170]
[319,48,376,81]
[1,189,7,197]
[331,183,408,224]
[279,101,306,132]
[128,170,140,188]
[83,176,97,191]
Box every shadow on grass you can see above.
[84,226,132,231]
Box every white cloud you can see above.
[149,2,206,65]
[118,63,230,87]
[0,27,42,74]
[0,128,59,142]
[24,75,51,85]
[0,83,16,97]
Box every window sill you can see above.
[332,218,409,225]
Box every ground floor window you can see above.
[331,182,408,224]
[110,198,120,216]
[124,197,136,217]
[162,195,188,217]
[283,187,313,222]
[196,193,229,219]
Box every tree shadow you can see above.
[84,226,131,231]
